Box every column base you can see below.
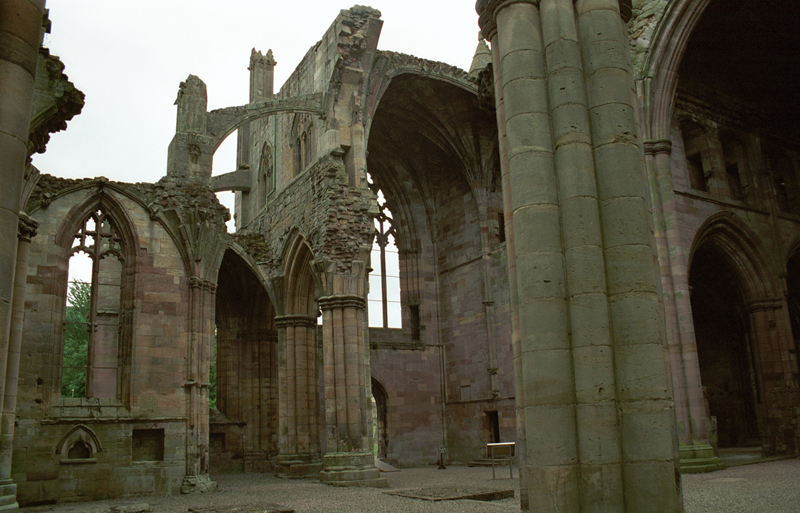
[275,454,323,478]
[679,442,724,473]
[0,480,18,512]
[180,474,218,494]
[320,452,388,488]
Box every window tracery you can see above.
[63,209,125,399]
[367,176,401,328]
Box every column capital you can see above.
[644,139,673,156]
[317,294,366,311]
[188,276,217,293]
[476,0,540,41]
[275,314,318,329]
[17,212,38,243]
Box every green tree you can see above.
[209,329,217,409]
[62,281,90,398]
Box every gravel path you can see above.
[20,459,800,512]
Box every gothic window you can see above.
[368,178,401,328]
[293,136,302,176]
[291,114,315,176]
[63,209,125,399]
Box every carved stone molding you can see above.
[17,212,39,243]
[317,294,366,311]
[275,315,318,329]
[644,139,673,156]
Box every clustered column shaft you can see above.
[478,0,682,510]
[275,314,321,476]
[318,293,383,486]
[181,277,217,493]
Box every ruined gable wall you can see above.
[15,180,191,505]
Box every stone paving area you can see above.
[20,459,800,513]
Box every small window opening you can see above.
[497,212,506,243]
[687,153,707,192]
[410,304,420,340]
[727,164,744,200]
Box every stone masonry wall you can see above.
[15,182,190,505]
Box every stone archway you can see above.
[213,249,278,473]
[689,213,795,454]
[689,243,759,448]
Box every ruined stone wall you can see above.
[369,346,443,467]
[237,7,382,230]
[14,181,191,505]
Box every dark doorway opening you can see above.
[372,378,389,459]
[690,244,760,448]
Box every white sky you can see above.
[34,0,483,226]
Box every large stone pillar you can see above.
[645,139,720,472]
[575,1,681,510]
[0,3,46,511]
[0,215,37,511]
[478,0,682,510]
[275,314,322,477]
[317,261,385,487]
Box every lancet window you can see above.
[368,177,401,328]
[62,209,125,399]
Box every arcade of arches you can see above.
[2,0,800,510]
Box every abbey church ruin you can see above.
[1,0,799,511]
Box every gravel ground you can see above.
[20,459,800,512]
[682,458,800,513]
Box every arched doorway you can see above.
[690,243,760,448]
[371,378,388,459]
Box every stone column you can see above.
[0,214,37,511]
[575,1,680,510]
[478,0,682,510]
[0,3,46,510]
[645,139,720,472]
[275,314,322,477]
[479,1,576,509]
[542,1,627,509]
[317,262,385,487]
[181,278,217,494]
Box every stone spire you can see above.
[468,32,492,80]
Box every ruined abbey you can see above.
[1,0,799,511]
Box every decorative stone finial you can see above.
[250,48,277,69]
[468,35,492,80]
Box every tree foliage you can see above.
[62,281,90,398]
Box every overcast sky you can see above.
[35,0,483,226]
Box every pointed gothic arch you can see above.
[689,211,796,452]
[53,189,138,405]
